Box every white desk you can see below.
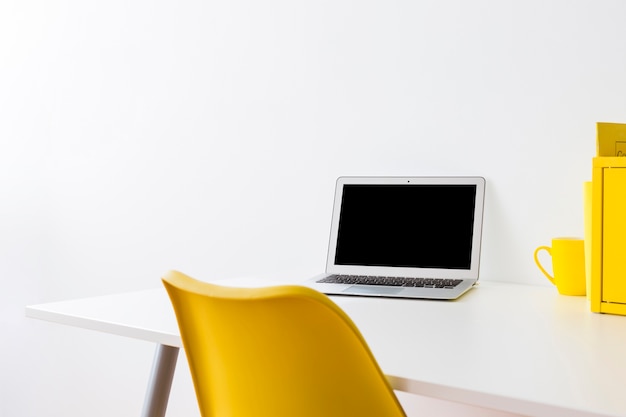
[26,281,626,417]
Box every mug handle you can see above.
[533,246,556,286]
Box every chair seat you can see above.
[162,270,406,417]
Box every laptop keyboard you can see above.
[317,275,463,289]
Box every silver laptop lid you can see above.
[325,176,486,280]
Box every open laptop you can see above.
[305,176,486,300]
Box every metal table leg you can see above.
[140,344,180,417]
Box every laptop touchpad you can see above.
[344,286,403,295]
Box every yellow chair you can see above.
[162,270,406,417]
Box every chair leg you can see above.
[140,344,179,417]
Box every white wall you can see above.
[2,0,625,416]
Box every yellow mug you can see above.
[534,237,586,296]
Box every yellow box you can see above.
[596,122,626,157]
[591,157,626,315]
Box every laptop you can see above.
[305,176,486,300]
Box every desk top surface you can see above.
[26,280,626,417]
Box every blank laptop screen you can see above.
[334,184,477,270]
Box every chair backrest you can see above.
[162,270,406,417]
